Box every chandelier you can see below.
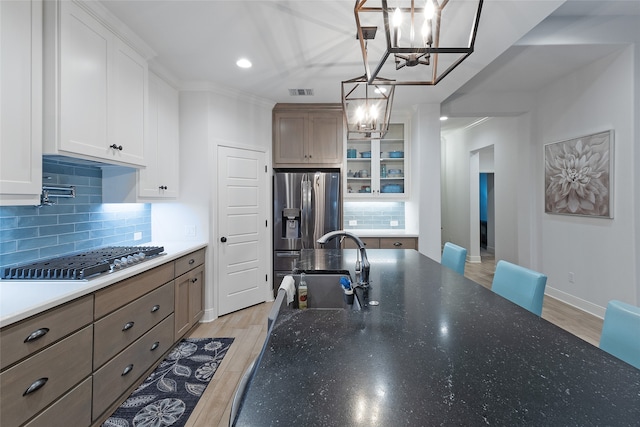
[342,75,395,140]
[355,0,483,85]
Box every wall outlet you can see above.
[568,272,575,283]
[390,220,399,226]
[133,232,142,241]
[349,220,358,226]
[185,225,196,237]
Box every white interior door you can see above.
[217,146,269,316]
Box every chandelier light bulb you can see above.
[424,0,435,20]
[393,7,402,27]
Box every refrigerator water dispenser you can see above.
[282,208,301,239]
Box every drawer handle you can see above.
[122,321,135,331]
[188,258,195,265]
[150,341,160,351]
[191,278,198,283]
[393,242,403,247]
[23,378,48,396]
[151,304,160,313]
[24,328,50,343]
[122,364,134,376]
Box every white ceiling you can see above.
[97,0,640,121]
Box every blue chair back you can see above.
[491,260,547,316]
[599,300,640,369]
[441,242,467,275]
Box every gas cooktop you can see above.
[1,246,165,280]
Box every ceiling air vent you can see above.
[288,88,314,96]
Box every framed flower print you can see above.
[544,130,613,218]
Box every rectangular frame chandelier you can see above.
[342,75,395,140]
[355,0,483,85]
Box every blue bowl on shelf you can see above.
[360,151,371,158]
[388,151,404,158]
[381,184,403,193]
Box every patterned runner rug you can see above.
[103,337,234,427]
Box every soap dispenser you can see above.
[298,273,308,309]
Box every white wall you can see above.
[441,46,638,317]
[536,47,636,314]
[153,88,273,322]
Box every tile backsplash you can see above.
[0,158,151,270]
[343,201,405,230]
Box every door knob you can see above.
[220,237,227,242]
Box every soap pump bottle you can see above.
[298,273,308,309]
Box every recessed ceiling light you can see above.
[440,116,448,121]
[236,58,252,69]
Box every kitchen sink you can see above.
[269,273,361,329]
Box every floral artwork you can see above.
[544,130,613,218]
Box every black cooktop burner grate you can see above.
[1,246,164,280]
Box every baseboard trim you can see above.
[545,286,606,319]
[468,255,481,263]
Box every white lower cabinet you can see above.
[0,0,42,205]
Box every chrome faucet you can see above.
[317,230,370,288]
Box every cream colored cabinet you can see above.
[273,104,343,167]
[346,123,408,198]
[174,249,206,340]
[0,0,42,205]
[138,72,179,198]
[43,0,147,167]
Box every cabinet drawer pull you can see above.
[159,185,168,190]
[23,378,48,396]
[151,304,160,313]
[121,364,134,376]
[393,242,403,247]
[122,321,135,331]
[188,258,195,265]
[150,341,160,351]
[109,144,123,151]
[191,277,198,283]
[24,328,50,343]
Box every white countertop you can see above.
[0,242,207,328]
[344,229,419,238]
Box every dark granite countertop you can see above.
[235,249,640,426]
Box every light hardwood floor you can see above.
[184,251,603,427]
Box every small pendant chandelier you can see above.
[342,75,395,140]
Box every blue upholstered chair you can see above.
[491,260,547,316]
[441,242,467,275]
[599,300,640,369]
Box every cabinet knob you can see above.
[159,185,168,190]
[24,328,50,343]
[393,242,403,247]
[23,378,48,396]
[109,144,123,151]
[220,237,227,243]
[191,277,198,283]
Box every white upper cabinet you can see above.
[0,0,43,206]
[138,72,179,199]
[44,0,148,167]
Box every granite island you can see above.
[233,249,640,426]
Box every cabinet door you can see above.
[174,274,190,340]
[274,111,307,164]
[189,265,205,325]
[0,0,42,205]
[110,38,147,166]
[138,72,179,198]
[308,111,343,165]
[59,1,110,159]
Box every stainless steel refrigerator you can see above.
[273,170,341,295]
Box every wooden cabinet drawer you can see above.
[24,377,92,427]
[0,295,93,370]
[92,314,175,420]
[94,281,174,369]
[175,248,205,277]
[342,237,380,249]
[0,326,92,426]
[95,262,174,319]
[379,237,417,249]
